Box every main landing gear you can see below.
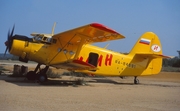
[134,76,139,84]
[26,64,49,83]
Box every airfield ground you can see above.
[0,60,180,111]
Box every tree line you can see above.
[163,57,180,67]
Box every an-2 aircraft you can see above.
[4,23,169,84]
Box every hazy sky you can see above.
[0,0,180,56]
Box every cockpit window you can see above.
[33,35,57,44]
[52,39,57,43]
[43,37,47,41]
[34,36,42,41]
[47,38,52,42]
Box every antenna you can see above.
[104,43,109,49]
[51,22,56,36]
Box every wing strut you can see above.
[74,36,86,59]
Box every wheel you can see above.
[134,78,139,84]
[26,71,37,80]
[37,73,47,83]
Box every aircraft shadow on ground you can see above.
[90,78,135,85]
[1,74,136,87]
[1,75,178,87]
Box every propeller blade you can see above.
[4,30,10,57]
[8,29,10,41]
[4,25,15,57]
[10,25,15,38]
[4,47,8,57]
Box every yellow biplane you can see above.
[4,23,169,84]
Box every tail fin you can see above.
[129,32,169,75]
[130,32,163,55]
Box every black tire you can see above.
[37,73,47,83]
[26,71,37,80]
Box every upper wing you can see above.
[52,23,125,44]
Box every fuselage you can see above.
[77,44,160,76]
[9,37,161,77]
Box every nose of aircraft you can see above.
[4,41,8,47]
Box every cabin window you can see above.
[69,51,75,55]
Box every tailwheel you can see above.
[134,76,139,84]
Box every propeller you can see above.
[4,25,15,57]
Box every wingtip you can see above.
[90,23,120,34]
[159,54,174,58]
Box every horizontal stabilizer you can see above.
[136,53,171,58]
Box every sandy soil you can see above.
[0,61,180,111]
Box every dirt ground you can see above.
[0,61,180,111]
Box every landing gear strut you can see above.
[134,76,139,84]
[26,63,49,83]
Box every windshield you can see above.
[34,35,43,41]
[33,35,56,44]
